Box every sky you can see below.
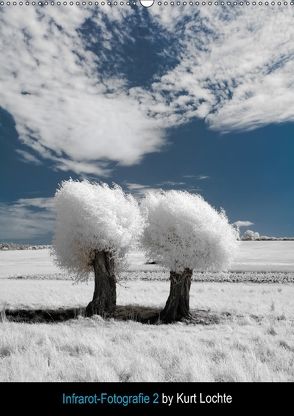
[0,4,294,243]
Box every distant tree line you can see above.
[241,230,294,241]
[0,243,49,251]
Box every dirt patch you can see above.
[2,305,229,325]
[2,307,84,323]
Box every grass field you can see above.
[1,242,294,382]
[1,241,294,279]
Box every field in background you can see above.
[1,241,294,280]
[0,242,294,382]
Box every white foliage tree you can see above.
[53,180,143,316]
[141,190,239,322]
[242,230,260,241]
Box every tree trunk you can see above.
[85,250,116,317]
[160,268,193,323]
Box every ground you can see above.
[0,242,294,381]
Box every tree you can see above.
[53,180,142,317]
[242,230,260,240]
[141,191,238,323]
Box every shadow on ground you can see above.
[2,305,228,325]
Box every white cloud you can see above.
[16,149,41,166]
[2,6,294,177]
[0,197,54,241]
[183,175,209,180]
[157,181,186,187]
[0,7,164,176]
[125,181,201,197]
[16,198,54,210]
[234,220,254,228]
[125,183,150,191]
[139,6,294,132]
[124,182,158,197]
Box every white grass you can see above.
[1,241,294,279]
[1,279,294,382]
[233,241,294,272]
[1,280,294,318]
[0,249,61,278]
[1,242,294,382]
[1,315,294,382]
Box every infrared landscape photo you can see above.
[1,2,294,388]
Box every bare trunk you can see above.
[85,250,116,317]
[160,268,192,323]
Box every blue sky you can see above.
[0,5,294,243]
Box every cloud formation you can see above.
[15,149,42,166]
[0,198,54,241]
[1,6,294,177]
[143,6,294,131]
[234,220,254,228]
[0,7,164,176]
[124,182,160,197]
[125,180,201,198]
